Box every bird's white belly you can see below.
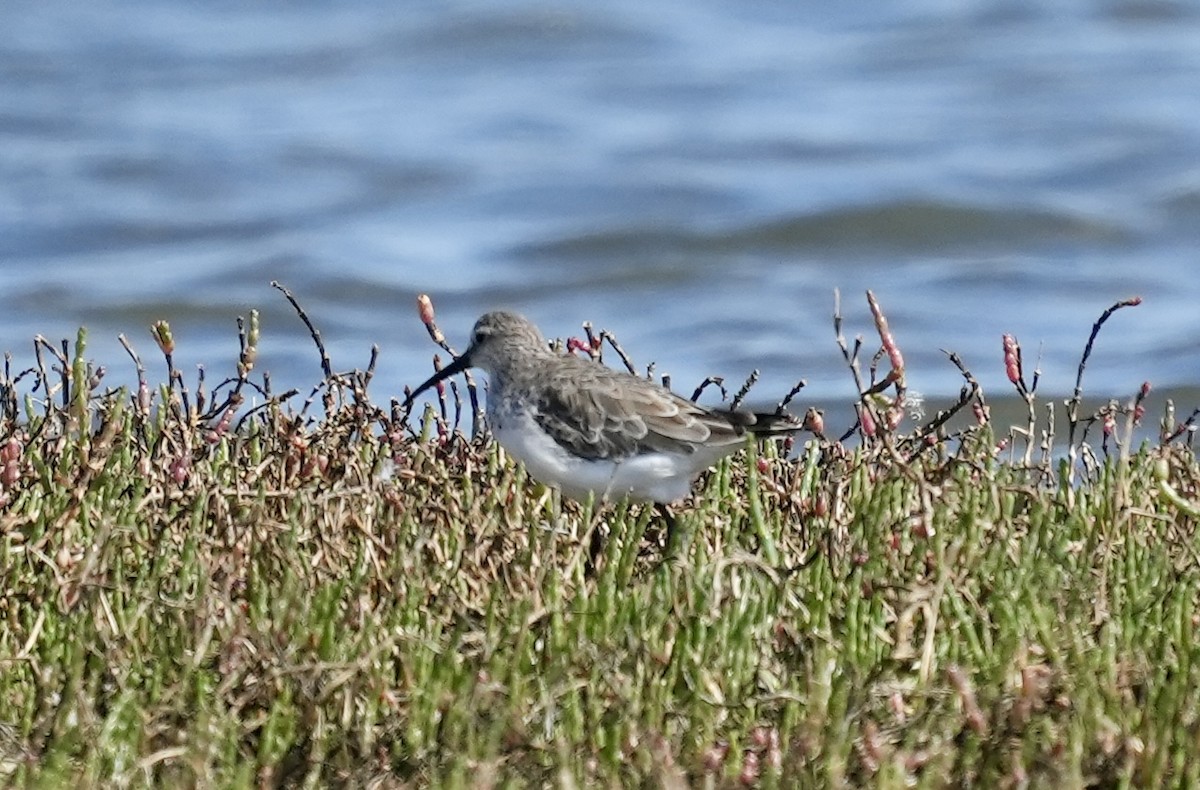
[492,413,697,504]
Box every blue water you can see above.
[3,1,1199,414]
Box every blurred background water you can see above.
[3,0,1199,419]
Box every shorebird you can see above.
[403,311,801,505]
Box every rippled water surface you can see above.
[4,1,1199,411]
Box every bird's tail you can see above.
[727,410,805,437]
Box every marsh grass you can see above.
[0,290,1198,788]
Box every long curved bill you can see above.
[403,349,474,410]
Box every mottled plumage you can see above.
[405,311,800,503]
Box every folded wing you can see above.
[531,356,786,461]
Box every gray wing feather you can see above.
[531,357,758,461]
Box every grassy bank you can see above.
[1,293,1198,787]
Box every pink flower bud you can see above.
[2,460,19,489]
[170,457,189,485]
[766,736,782,771]
[867,290,904,372]
[859,405,876,437]
[701,741,729,773]
[739,751,760,786]
[1002,334,1020,384]
[417,294,435,325]
[803,408,824,435]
